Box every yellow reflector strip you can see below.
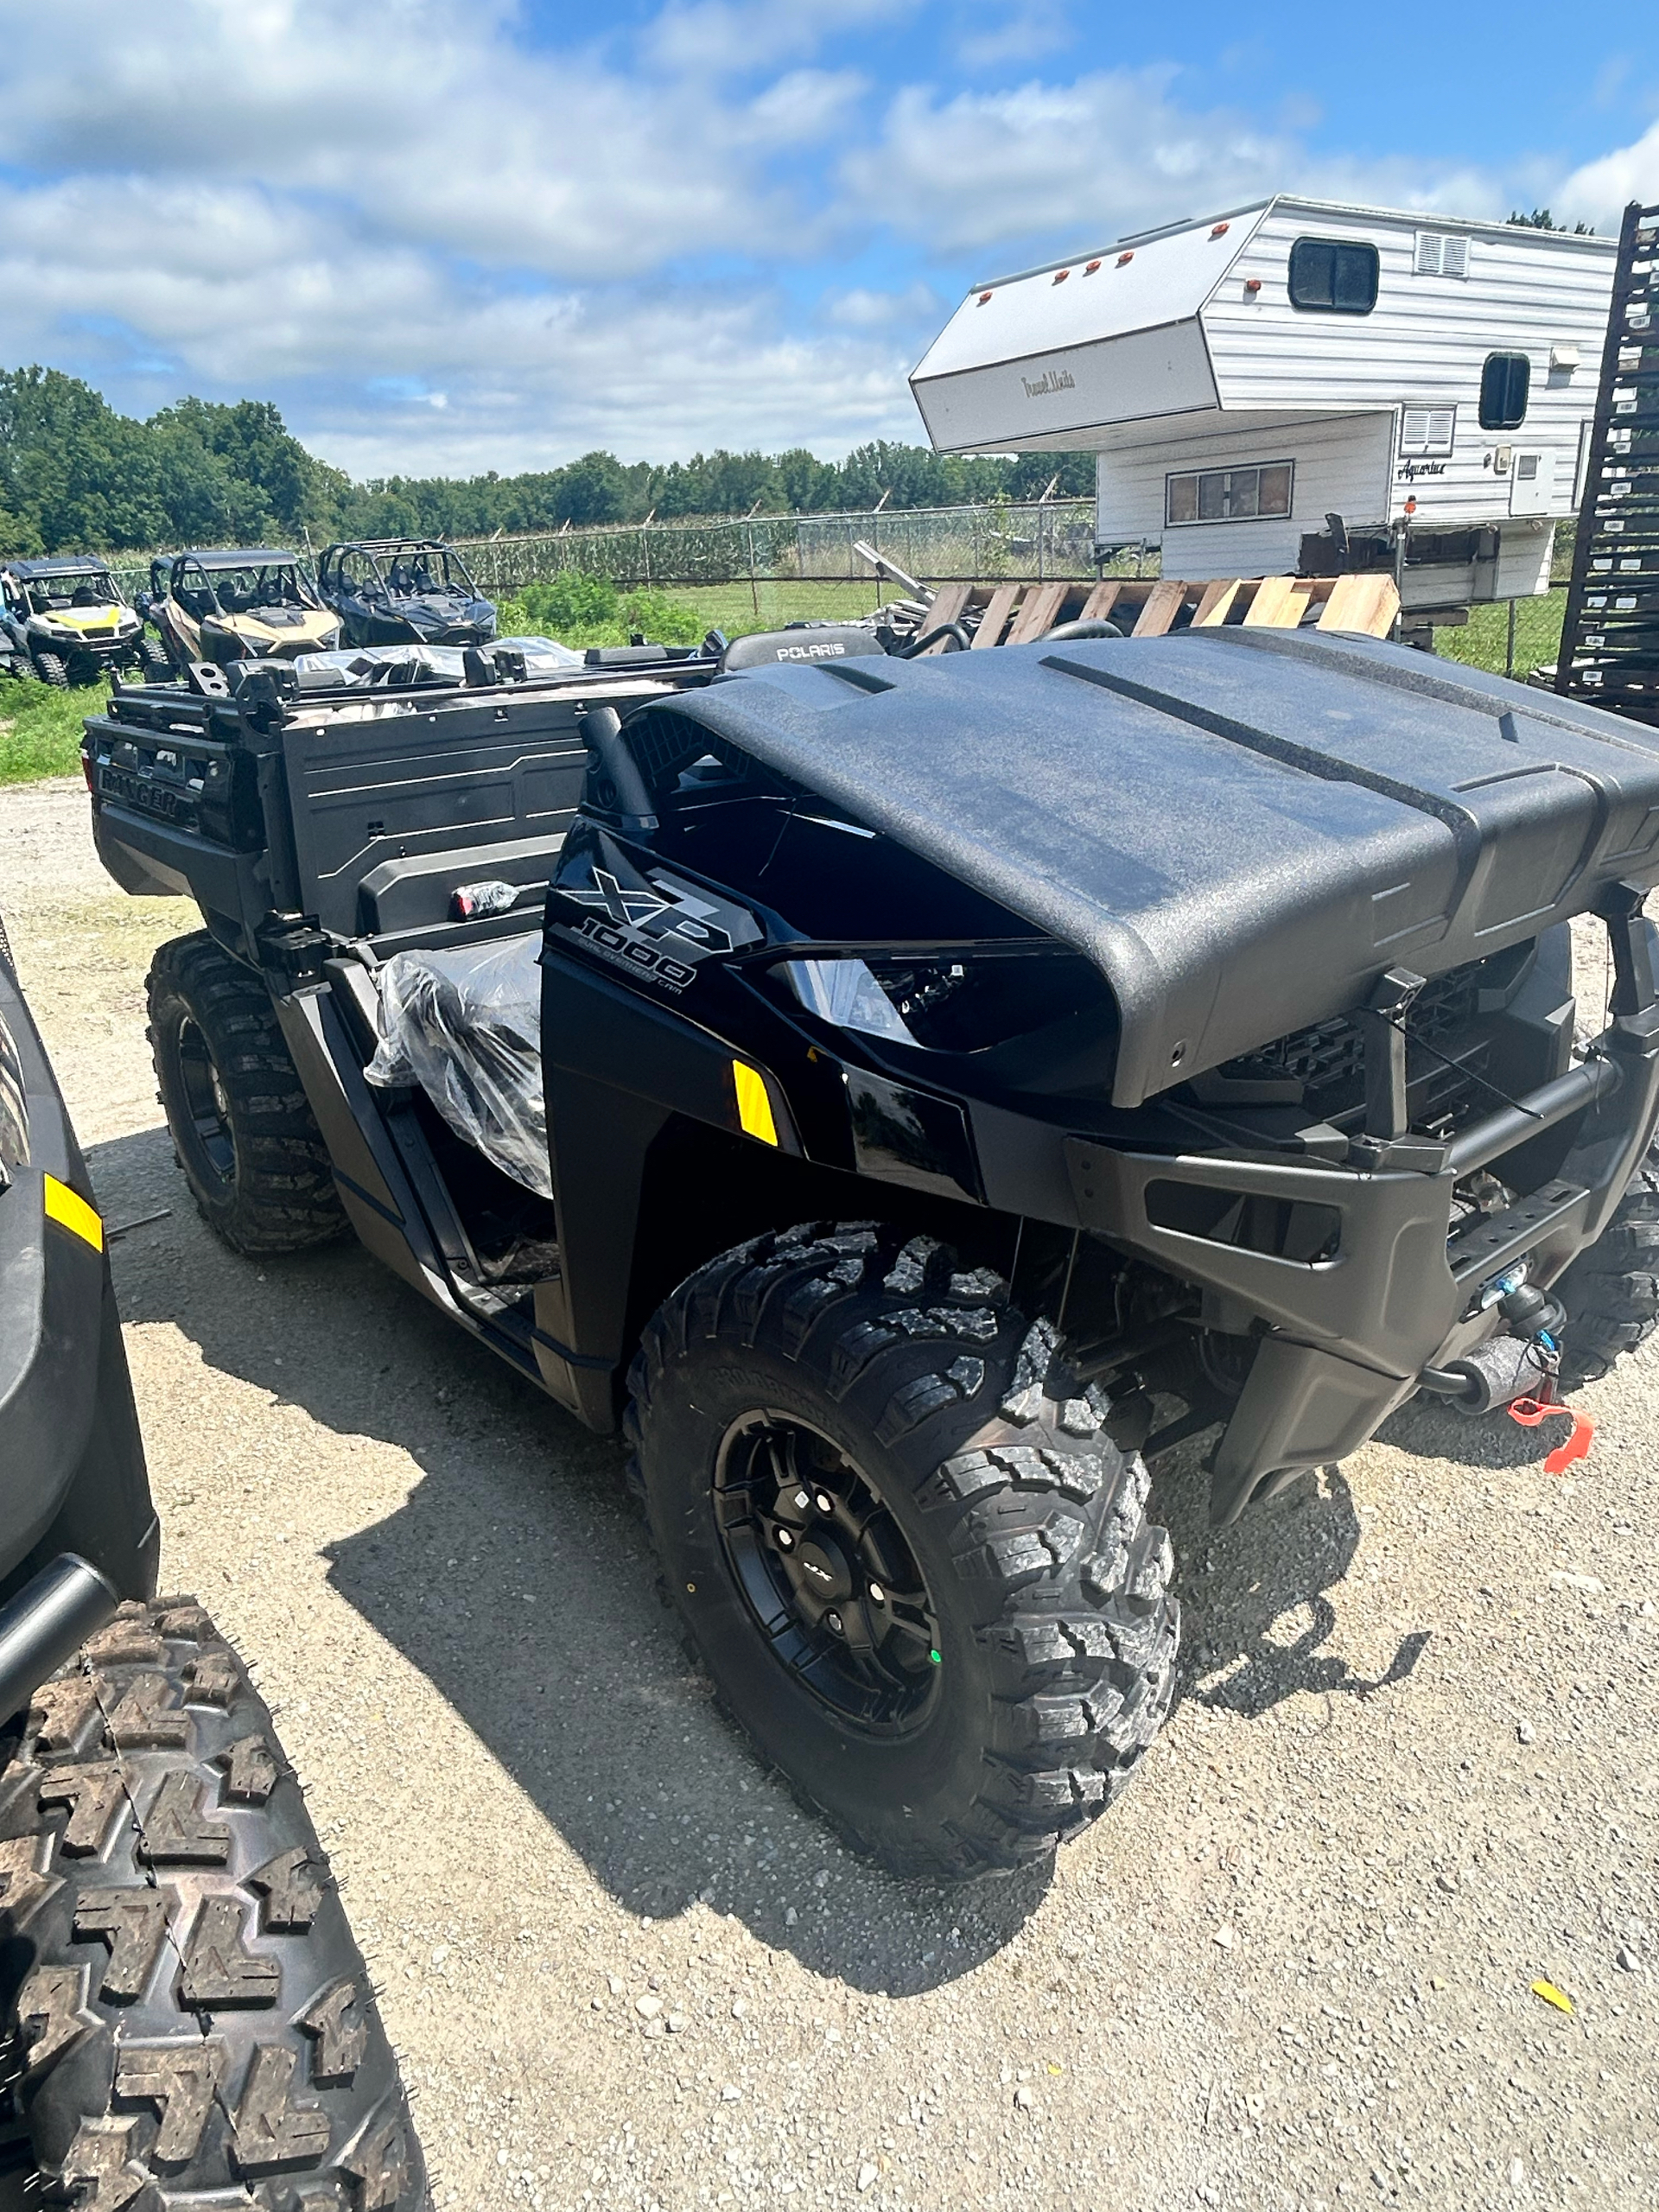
[732,1060,779,1147]
[43,1174,103,1252]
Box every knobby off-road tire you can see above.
[137,640,172,683]
[148,933,345,1256]
[33,653,68,690]
[0,1597,425,2209]
[627,1223,1179,1883]
[1555,1141,1659,1388]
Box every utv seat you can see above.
[718,623,887,673]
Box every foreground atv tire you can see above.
[1555,1141,1659,1388]
[32,653,67,690]
[148,932,346,1255]
[0,1598,425,2209]
[629,1224,1179,1882]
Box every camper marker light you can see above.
[43,1175,103,1252]
[732,1061,779,1147]
[977,291,992,304]
[1116,251,1134,266]
[1244,278,1262,293]
[1211,222,1230,237]
[1052,269,1069,283]
[1084,259,1101,274]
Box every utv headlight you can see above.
[783,957,918,1046]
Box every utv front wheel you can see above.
[629,1224,1179,1882]
[148,932,345,1255]
[32,652,67,690]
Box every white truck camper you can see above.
[910,197,1617,632]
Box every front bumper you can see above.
[1065,1001,1659,1520]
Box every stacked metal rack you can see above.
[1555,200,1659,723]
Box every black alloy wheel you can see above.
[715,1412,943,1732]
[629,1222,1179,1880]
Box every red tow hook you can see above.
[1508,1394,1596,1475]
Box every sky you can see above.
[0,0,1655,482]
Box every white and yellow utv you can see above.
[0,557,167,686]
[142,548,341,671]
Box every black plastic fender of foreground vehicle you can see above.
[627,1223,1179,1883]
[0,1599,427,2209]
[0,940,158,1612]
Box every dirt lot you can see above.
[4,776,1656,2212]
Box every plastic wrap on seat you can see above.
[365,932,550,1197]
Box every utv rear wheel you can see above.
[148,932,345,1255]
[0,1598,426,2209]
[1554,1141,1659,1388]
[628,1224,1179,1882]
[32,652,67,690]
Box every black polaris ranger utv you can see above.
[0,917,423,2207]
[80,626,1659,1881]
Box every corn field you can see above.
[446,499,1127,595]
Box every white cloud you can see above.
[826,282,941,327]
[953,1,1074,70]
[0,171,921,472]
[0,0,850,282]
[644,0,909,77]
[844,68,1503,257]
[0,0,1643,480]
[1559,119,1659,228]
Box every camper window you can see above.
[1166,463,1294,526]
[1479,353,1531,431]
[1288,238,1379,315]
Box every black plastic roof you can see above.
[321,539,454,555]
[170,549,297,567]
[3,556,115,575]
[650,629,1659,1107]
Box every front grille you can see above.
[1220,964,1487,1122]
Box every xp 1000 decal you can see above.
[547,824,762,995]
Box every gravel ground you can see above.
[3,777,1656,2212]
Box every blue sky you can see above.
[0,0,1653,480]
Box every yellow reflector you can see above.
[43,1174,103,1252]
[732,1060,779,1147]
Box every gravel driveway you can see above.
[4,776,1655,2212]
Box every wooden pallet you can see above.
[916,573,1400,651]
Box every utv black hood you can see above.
[644,629,1659,1108]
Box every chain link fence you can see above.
[93,499,1161,606]
[449,499,1137,596]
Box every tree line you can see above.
[0,366,1093,556]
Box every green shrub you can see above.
[516,573,620,633]
[619,588,704,646]
[493,575,704,649]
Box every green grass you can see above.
[1433,590,1566,679]
[0,582,1573,785]
[495,577,890,646]
[0,676,107,785]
